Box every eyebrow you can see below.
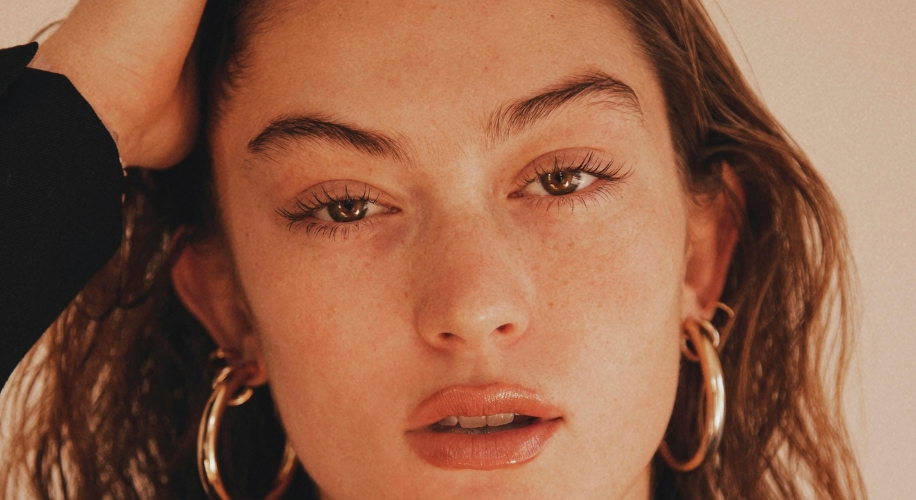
[246,70,640,161]
[485,70,641,142]
[247,115,408,161]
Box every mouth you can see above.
[405,384,562,470]
[428,413,540,434]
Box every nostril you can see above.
[496,324,513,334]
[440,332,455,340]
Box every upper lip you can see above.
[407,383,562,431]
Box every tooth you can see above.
[438,416,458,426]
[457,416,487,428]
[486,413,515,427]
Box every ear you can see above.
[170,232,268,386]
[682,161,745,321]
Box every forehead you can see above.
[218,0,664,152]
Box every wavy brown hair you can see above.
[1,0,865,498]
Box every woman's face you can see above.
[184,0,716,498]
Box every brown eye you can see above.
[327,199,369,222]
[539,170,582,195]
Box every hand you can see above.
[30,0,207,169]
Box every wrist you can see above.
[29,51,128,170]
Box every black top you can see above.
[0,43,124,388]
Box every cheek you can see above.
[521,189,685,480]
[229,230,437,489]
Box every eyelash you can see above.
[276,184,383,239]
[515,151,629,213]
[277,152,629,239]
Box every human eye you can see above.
[275,182,398,239]
[512,149,630,209]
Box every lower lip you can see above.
[406,418,561,470]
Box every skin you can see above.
[171,0,739,498]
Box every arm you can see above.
[0,0,205,386]
[0,43,122,385]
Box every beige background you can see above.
[2,1,914,498]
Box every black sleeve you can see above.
[0,43,124,387]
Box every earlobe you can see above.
[682,161,745,320]
[170,231,268,385]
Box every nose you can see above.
[412,211,533,353]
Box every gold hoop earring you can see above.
[659,317,726,472]
[197,354,298,500]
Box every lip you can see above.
[405,383,562,470]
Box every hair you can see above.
[1,0,866,498]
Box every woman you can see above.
[0,0,866,498]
